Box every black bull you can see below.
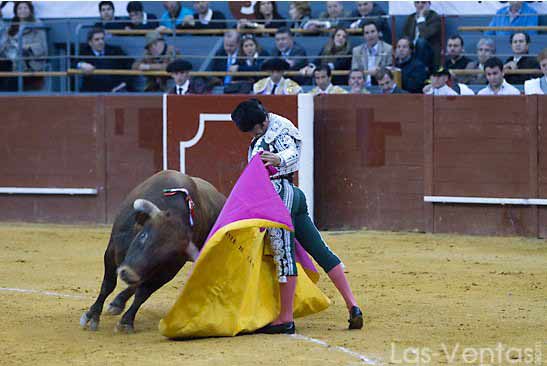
[80,170,226,333]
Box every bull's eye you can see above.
[139,231,148,242]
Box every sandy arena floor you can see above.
[0,224,546,366]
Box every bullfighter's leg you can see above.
[106,286,136,315]
[115,265,183,333]
[80,243,118,331]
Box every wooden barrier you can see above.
[1,95,546,237]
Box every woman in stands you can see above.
[237,1,286,34]
[299,26,352,85]
[288,2,312,30]
[235,34,270,76]
[0,1,47,89]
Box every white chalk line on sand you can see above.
[290,333,382,365]
[0,287,88,299]
[1,287,381,364]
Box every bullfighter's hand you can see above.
[261,151,281,167]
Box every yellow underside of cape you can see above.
[159,219,330,339]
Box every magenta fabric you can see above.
[205,155,317,273]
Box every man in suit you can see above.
[209,30,239,85]
[271,27,307,71]
[351,19,392,87]
[376,68,407,94]
[524,48,547,95]
[395,37,428,93]
[504,32,540,85]
[178,1,227,30]
[402,1,441,68]
[167,59,196,95]
[76,27,132,92]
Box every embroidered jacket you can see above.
[253,77,302,95]
[310,84,348,95]
[248,113,302,178]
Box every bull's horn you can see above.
[133,199,161,218]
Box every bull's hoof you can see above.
[106,303,124,316]
[115,322,135,334]
[80,312,100,331]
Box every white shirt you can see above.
[524,77,546,95]
[175,80,189,95]
[364,42,378,86]
[478,79,521,95]
[198,8,213,24]
[426,84,458,96]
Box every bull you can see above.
[80,170,226,333]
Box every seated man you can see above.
[306,1,352,31]
[271,27,307,71]
[478,57,521,95]
[310,66,347,95]
[395,37,428,94]
[157,1,194,31]
[94,1,126,30]
[485,2,538,36]
[132,31,180,92]
[347,69,370,94]
[209,30,240,86]
[423,66,458,96]
[349,1,391,43]
[524,48,547,95]
[504,32,540,85]
[351,19,392,87]
[178,1,227,30]
[444,35,472,71]
[376,68,407,94]
[76,27,132,92]
[461,38,496,85]
[253,58,302,95]
[167,59,196,95]
[125,1,158,30]
[402,1,441,69]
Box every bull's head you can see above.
[117,199,198,286]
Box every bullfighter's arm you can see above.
[273,134,299,169]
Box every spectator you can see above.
[76,27,132,92]
[347,69,370,94]
[157,1,193,31]
[423,66,458,95]
[125,1,158,30]
[95,1,126,30]
[395,36,428,93]
[351,19,392,87]
[253,58,302,95]
[238,1,286,32]
[485,2,538,36]
[300,26,352,85]
[288,1,312,30]
[132,30,180,92]
[305,1,351,31]
[179,1,227,30]
[524,48,547,95]
[478,57,521,95]
[209,30,240,85]
[167,59,197,95]
[233,34,269,83]
[402,1,441,69]
[0,1,47,73]
[349,2,391,44]
[444,35,472,71]
[272,27,307,71]
[376,68,407,94]
[504,32,540,85]
[461,38,496,85]
[310,65,347,95]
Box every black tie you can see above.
[177,86,182,95]
[271,84,277,95]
